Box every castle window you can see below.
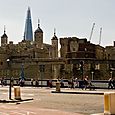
[95,64,100,70]
[73,48,75,51]
[0,62,3,65]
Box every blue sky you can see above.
[0,0,115,47]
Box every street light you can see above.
[39,65,45,87]
[7,58,12,100]
[79,61,84,80]
[91,71,94,80]
[110,71,113,78]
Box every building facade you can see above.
[60,37,115,80]
[0,8,61,80]
[0,7,115,80]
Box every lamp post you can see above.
[91,71,94,80]
[110,71,113,78]
[80,61,84,80]
[39,65,45,87]
[7,58,12,100]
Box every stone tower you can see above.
[1,26,8,46]
[34,19,43,48]
[51,29,58,58]
[24,7,33,41]
[60,37,69,58]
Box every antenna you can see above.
[99,27,102,45]
[38,19,40,27]
[89,23,95,42]
[4,25,6,33]
[54,28,56,35]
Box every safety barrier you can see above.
[56,81,60,92]
[104,92,115,114]
[14,86,21,100]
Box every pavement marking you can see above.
[22,110,36,114]
[91,113,104,115]
[0,112,9,115]
[22,93,34,96]
[0,105,18,110]
[27,111,37,115]
[2,93,7,94]
[8,111,25,115]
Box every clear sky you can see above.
[0,0,115,47]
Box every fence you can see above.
[0,79,109,89]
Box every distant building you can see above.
[0,7,114,80]
[24,7,33,41]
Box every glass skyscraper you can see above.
[24,7,33,41]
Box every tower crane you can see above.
[89,23,95,42]
[99,27,102,45]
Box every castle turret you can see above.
[51,29,58,58]
[34,19,43,48]
[1,26,8,46]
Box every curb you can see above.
[51,91,104,95]
[0,98,33,103]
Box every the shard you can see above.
[24,7,33,41]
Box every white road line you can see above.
[0,112,9,115]
[22,110,36,114]
[22,93,34,96]
[10,111,25,115]
[2,92,7,94]
[27,111,37,115]
[0,105,17,109]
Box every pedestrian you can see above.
[112,77,115,88]
[60,78,64,88]
[11,77,14,87]
[1,76,4,87]
[75,77,78,88]
[83,76,89,90]
[16,79,19,85]
[48,79,52,88]
[31,78,34,86]
[19,79,25,87]
[108,77,113,89]
[71,78,74,89]
[35,79,39,87]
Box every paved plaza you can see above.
[0,86,114,115]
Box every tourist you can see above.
[83,76,89,90]
[108,77,113,89]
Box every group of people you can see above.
[30,78,39,87]
[82,76,115,90]
[108,77,115,89]
[68,78,78,88]
[82,76,95,90]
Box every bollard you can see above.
[56,81,60,92]
[104,92,115,114]
[14,86,21,100]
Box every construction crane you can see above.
[89,23,95,42]
[99,27,102,45]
